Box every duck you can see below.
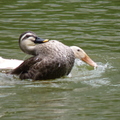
[9,31,97,80]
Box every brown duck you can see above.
[10,31,97,80]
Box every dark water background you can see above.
[0,0,120,120]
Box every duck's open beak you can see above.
[81,54,97,67]
[34,37,49,43]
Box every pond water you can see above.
[0,0,120,120]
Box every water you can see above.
[0,0,120,120]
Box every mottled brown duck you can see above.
[10,31,97,80]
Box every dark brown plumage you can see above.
[10,31,97,80]
[11,31,75,80]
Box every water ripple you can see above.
[0,0,120,119]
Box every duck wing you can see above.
[14,56,72,80]
[27,58,67,80]
[10,56,42,75]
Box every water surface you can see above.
[0,0,120,120]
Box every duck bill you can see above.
[34,37,49,43]
[81,54,97,67]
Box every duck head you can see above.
[19,31,49,55]
[70,46,97,67]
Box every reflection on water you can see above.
[0,0,120,120]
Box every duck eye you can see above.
[26,35,30,38]
[77,49,80,51]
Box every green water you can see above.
[0,0,120,120]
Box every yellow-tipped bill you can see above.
[43,39,49,42]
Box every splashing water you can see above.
[70,59,113,87]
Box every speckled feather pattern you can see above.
[11,40,75,80]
